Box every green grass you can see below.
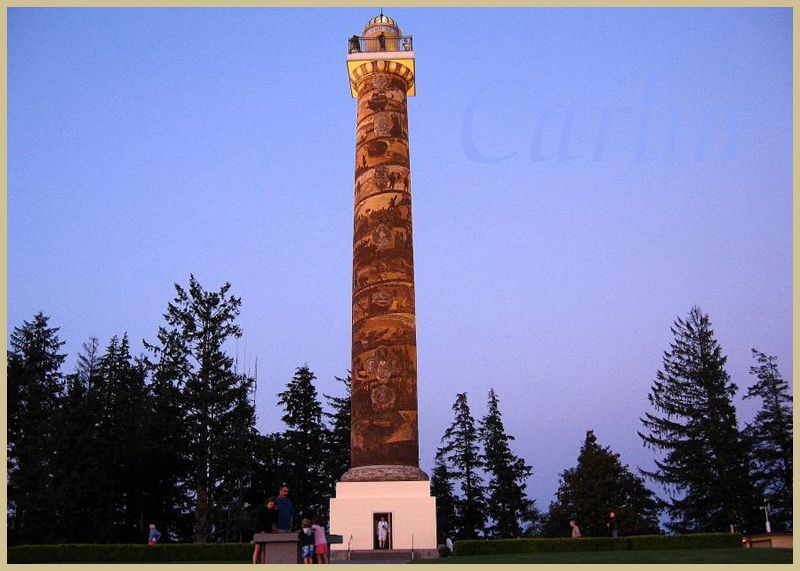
[412,547,793,564]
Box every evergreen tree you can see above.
[440,392,486,539]
[429,445,458,538]
[277,365,330,520]
[90,334,151,542]
[479,389,538,538]
[141,327,194,542]
[744,349,792,531]
[146,275,257,542]
[50,340,99,542]
[249,432,289,506]
[322,374,352,490]
[542,430,661,537]
[639,306,760,534]
[7,313,67,545]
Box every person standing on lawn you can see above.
[570,519,581,539]
[606,511,619,537]
[148,524,161,545]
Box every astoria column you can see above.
[345,13,425,482]
[330,14,436,555]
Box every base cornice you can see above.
[340,464,429,482]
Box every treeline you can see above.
[427,306,792,540]
[8,277,793,545]
[7,276,351,545]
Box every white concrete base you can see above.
[329,480,437,551]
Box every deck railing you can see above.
[348,35,413,54]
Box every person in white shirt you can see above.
[376,517,390,549]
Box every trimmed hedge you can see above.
[626,533,743,551]
[454,533,743,557]
[8,543,253,564]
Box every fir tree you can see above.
[440,392,486,539]
[479,389,538,538]
[49,338,102,542]
[277,365,329,519]
[142,327,194,542]
[322,373,352,489]
[744,349,792,531]
[72,334,151,542]
[146,275,257,542]
[7,313,67,545]
[429,445,458,538]
[639,306,760,533]
[543,430,661,537]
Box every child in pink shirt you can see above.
[311,515,328,564]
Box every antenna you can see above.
[253,354,259,408]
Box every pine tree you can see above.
[429,446,458,538]
[639,306,759,534]
[322,374,352,490]
[7,313,68,545]
[542,430,661,537]
[744,349,792,531]
[277,365,330,519]
[479,389,538,538]
[440,392,486,539]
[146,275,257,542]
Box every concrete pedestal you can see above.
[329,480,437,553]
[252,532,299,564]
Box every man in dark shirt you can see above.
[275,485,294,532]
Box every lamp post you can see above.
[761,500,772,533]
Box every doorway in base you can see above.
[373,512,392,550]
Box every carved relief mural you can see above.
[351,68,420,469]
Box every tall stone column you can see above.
[331,14,436,556]
[346,57,426,481]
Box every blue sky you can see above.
[8,7,792,516]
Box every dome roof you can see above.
[364,13,399,30]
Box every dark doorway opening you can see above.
[373,512,392,550]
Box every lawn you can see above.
[412,548,793,564]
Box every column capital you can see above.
[347,58,415,98]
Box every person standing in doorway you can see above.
[275,485,294,532]
[376,516,390,549]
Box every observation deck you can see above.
[346,28,415,98]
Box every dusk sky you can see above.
[8,8,792,514]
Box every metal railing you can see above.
[348,35,413,54]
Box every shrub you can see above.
[455,537,628,556]
[454,533,742,557]
[8,543,253,564]
[626,533,743,551]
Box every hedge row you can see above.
[454,533,743,556]
[8,543,253,564]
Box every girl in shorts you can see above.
[311,514,328,564]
